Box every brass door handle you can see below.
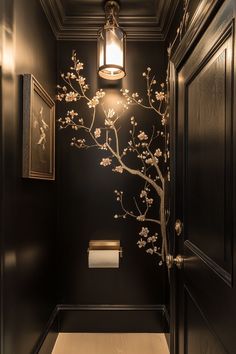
[166,254,184,269]
[175,219,183,236]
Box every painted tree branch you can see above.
[57,50,170,264]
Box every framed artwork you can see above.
[22,74,55,180]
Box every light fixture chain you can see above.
[105,0,120,28]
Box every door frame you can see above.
[169,1,225,353]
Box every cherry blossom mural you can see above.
[56,0,189,265]
[56,53,169,265]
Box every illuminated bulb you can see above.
[106,41,122,67]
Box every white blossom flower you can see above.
[69,110,78,118]
[154,148,162,157]
[145,158,154,165]
[76,62,84,71]
[121,89,129,96]
[155,91,165,101]
[146,248,154,254]
[65,92,79,102]
[100,144,108,150]
[96,90,105,99]
[146,198,154,205]
[56,94,63,101]
[65,117,71,123]
[100,158,112,167]
[137,215,145,222]
[147,235,157,243]
[140,190,147,198]
[113,166,123,174]
[78,76,86,85]
[137,131,148,141]
[139,227,149,238]
[88,97,99,108]
[94,128,101,138]
[75,139,86,148]
[137,240,146,248]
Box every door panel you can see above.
[184,288,226,354]
[173,0,236,353]
[186,33,233,282]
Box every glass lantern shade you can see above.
[98,26,126,80]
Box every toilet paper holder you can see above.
[88,240,123,258]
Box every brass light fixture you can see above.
[98,0,126,80]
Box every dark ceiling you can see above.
[40,0,179,41]
[60,0,158,17]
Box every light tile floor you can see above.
[52,333,169,354]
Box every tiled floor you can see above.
[52,333,169,354]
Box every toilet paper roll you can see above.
[88,250,119,268]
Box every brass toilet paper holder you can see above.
[88,240,123,258]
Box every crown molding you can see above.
[40,0,179,41]
[160,0,180,40]
[40,0,63,38]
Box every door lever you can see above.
[166,254,184,269]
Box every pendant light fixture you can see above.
[98,0,126,80]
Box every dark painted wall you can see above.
[57,41,169,306]
[1,0,57,353]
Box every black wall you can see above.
[57,41,169,307]
[0,0,57,353]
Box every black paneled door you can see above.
[172,0,236,353]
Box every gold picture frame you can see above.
[22,74,55,180]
